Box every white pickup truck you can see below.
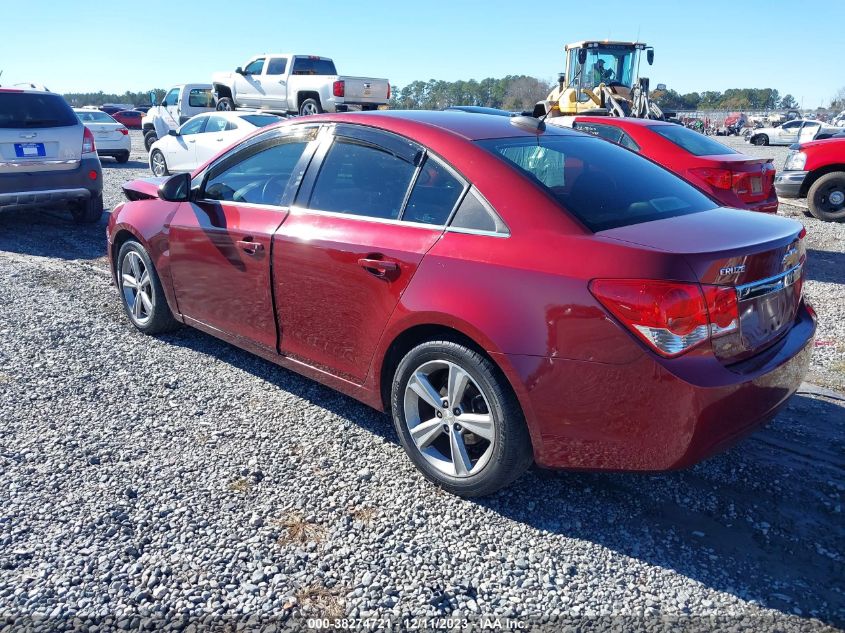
[212,54,390,116]
[141,84,216,151]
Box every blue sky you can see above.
[2,0,842,107]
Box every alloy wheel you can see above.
[120,251,153,325]
[403,360,496,478]
[151,152,167,177]
[301,102,319,116]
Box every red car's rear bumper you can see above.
[501,302,815,471]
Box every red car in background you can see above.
[112,109,143,129]
[106,112,814,496]
[569,117,778,213]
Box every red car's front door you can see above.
[168,129,319,352]
[273,125,465,383]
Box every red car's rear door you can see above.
[168,127,320,352]
[273,124,466,383]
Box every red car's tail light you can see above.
[82,126,96,154]
[333,80,345,97]
[689,167,732,190]
[590,279,739,357]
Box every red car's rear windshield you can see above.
[649,124,738,156]
[476,135,717,232]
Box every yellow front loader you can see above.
[534,41,665,120]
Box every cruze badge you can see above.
[720,265,746,276]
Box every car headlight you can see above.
[784,151,807,171]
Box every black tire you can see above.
[116,240,180,335]
[751,134,769,146]
[116,151,130,164]
[70,194,103,224]
[216,97,235,111]
[390,340,533,497]
[150,149,169,177]
[299,98,323,116]
[143,131,158,152]
[807,171,845,222]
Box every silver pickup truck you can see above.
[212,54,390,116]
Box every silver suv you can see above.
[0,87,103,223]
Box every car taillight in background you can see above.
[82,126,96,154]
[333,80,345,98]
[689,162,775,202]
[589,279,739,358]
[118,128,129,135]
[387,83,391,100]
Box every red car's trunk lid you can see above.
[599,208,805,362]
[691,155,776,205]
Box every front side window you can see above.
[266,58,288,75]
[188,89,215,108]
[650,124,736,156]
[476,134,716,232]
[243,58,265,75]
[204,137,312,206]
[403,156,464,225]
[308,137,416,220]
[180,116,206,136]
[163,89,179,107]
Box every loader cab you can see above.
[566,42,652,93]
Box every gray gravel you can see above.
[0,130,843,631]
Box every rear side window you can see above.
[239,114,282,128]
[188,89,215,108]
[292,57,338,76]
[308,138,416,219]
[402,157,464,225]
[450,188,509,234]
[476,135,716,232]
[0,93,78,128]
[650,124,736,156]
[266,58,288,75]
[574,121,640,152]
[205,116,229,133]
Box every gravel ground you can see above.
[1,130,843,632]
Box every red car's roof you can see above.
[290,110,581,141]
[573,116,673,129]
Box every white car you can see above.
[148,111,282,176]
[748,119,841,146]
[74,108,131,163]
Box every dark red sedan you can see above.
[107,111,814,496]
[112,109,143,129]
[568,116,779,213]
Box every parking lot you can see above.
[1,131,843,630]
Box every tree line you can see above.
[62,90,165,107]
[61,81,845,114]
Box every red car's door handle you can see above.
[358,257,399,279]
[237,239,264,255]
